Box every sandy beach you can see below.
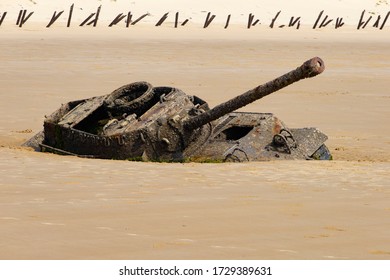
[0,0,389,260]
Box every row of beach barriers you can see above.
[1,5,389,30]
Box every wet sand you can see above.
[0,26,389,259]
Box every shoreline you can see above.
[1,23,390,43]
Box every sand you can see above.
[0,0,390,260]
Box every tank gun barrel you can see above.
[183,57,325,131]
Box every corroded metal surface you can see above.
[24,57,331,162]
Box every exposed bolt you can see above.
[161,138,170,145]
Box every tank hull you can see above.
[24,82,331,161]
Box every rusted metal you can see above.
[24,57,331,162]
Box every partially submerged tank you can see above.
[24,57,332,162]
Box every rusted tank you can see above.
[24,57,331,161]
